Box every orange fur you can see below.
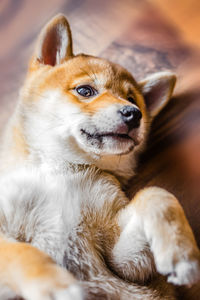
[0,236,75,294]
[13,125,29,157]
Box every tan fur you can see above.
[13,125,29,157]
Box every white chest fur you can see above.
[0,166,125,266]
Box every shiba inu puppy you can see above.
[0,14,199,300]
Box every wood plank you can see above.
[150,0,200,48]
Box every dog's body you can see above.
[0,15,199,300]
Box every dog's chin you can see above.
[101,135,135,155]
[79,129,136,156]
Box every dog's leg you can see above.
[0,235,82,300]
[109,187,200,286]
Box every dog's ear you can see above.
[139,72,176,118]
[31,14,73,67]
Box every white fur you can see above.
[0,164,124,264]
[18,89,144,180]
[56,25,68,65]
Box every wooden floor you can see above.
[0,0,200,299]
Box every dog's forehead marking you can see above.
[29,55,136,91]
[66,56,137,89]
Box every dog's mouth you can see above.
[81,129,134,143]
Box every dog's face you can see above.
[20,15,176,177]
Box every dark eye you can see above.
[127,96,136,105]
[76,85,96,97]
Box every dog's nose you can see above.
[119,106,142,129]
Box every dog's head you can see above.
[20,15,176,180]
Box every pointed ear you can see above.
[32,14,73,67]
[138,72,176,118]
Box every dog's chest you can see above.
[0,167,124,268]
[0,169,82,264]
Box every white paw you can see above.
[155,251,200,286]
[167,260,200,287]
[24,283,83,300]
[53,284,83,300]
[21,263,84,300]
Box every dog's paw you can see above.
[155,248,200,286]
[0,241,83,300]
[25,285,83,300]
[52,284,83,300]
[22,265,83,300]
[24,283,83,300]
[167,260,200,286]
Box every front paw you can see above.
[22,264,83,300]
[51,284,83,300]
[155,246,200,286]
[0,241,83,300]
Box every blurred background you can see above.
[0,0,200,299]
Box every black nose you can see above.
[119,106,142,129]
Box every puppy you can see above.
[0,14,199,300]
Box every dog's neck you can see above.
[30,148,136,184]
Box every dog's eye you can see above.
[76,85,96,97]
[127,96,136,105]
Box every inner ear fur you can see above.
[31,14,73,68]
[139,71,176,118]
